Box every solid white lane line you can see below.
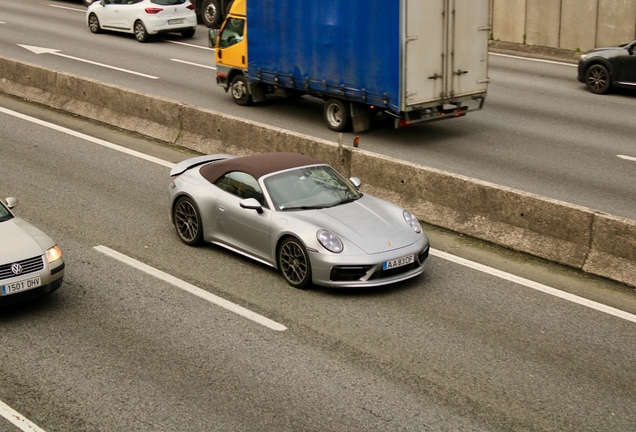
[94,246,287,332]
[618,155,636,162]
[48,5,85,12]
[171,58,216,70]
[489,52,578,67]
[0,400,46,432]
[0,107,175,168]
[166,40,214,51]
[430,248,636,324]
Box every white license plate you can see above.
[2,276,41,296]
[383,254,414,270]
[168,19,184,25]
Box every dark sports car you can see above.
[169,152,430,288]
[577,40,636,94]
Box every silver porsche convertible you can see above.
[169,152,429,288]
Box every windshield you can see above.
[0,202,13,222]
[264,165,361,211]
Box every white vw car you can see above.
[87,0,197,43]
[0,198,65,307]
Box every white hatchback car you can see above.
[0,198,65,307]
[87,0,197,43]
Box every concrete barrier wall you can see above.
[1,56,634,288]
[597,0,636,47]
[492,0,526,44]
[526,1,561,48]
[492,0,636,51]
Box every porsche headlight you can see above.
[317,230,343,253]
[403,210,422,234]
[45,245,63,263]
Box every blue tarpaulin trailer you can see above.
[214,0,490,131]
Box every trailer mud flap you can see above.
[248,82,267,103]
[351,102,371,133]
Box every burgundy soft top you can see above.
[199,152,324,184]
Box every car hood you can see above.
[292,195,417,254]
[0,218,54,264]
[584,44,628,57]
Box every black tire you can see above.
[134,20,150,43]
[230,75,253,106]
[181,28,196,38]
[278,238,312,289]
[88,13,101,34]
[201,0,223,28]
[324,99,351,132]
[585,64,611,94]
[83,0,96,6]
[173,197,203,246]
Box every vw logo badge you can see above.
[11,263,23,275]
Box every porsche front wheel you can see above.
[278,238,311,289]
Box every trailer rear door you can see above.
[403,0,489,109]
[448,0,490,99]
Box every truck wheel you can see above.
[201,0,222,28]
[231,75,253,106]
[324,99,351,132]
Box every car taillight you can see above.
[186,3,195,10]
[145,7,163,14]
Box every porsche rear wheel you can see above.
[278,238,311,289]
[174,197,203,246]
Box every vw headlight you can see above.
[317,230,343,253]
[45,245,63,263]
[403,210,422,233]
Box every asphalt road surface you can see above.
[1,96,636,431]
[0,0,635,221]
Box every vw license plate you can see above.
[2,276,41,296]
[383,254,414,270]
[168,19,184,25]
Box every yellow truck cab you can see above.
[212,0,255,105]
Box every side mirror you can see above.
[240,198,263,214]
[100,0,106,5]
[208,29,219,49]
[349,177,361,190]
[5,197,18,209]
